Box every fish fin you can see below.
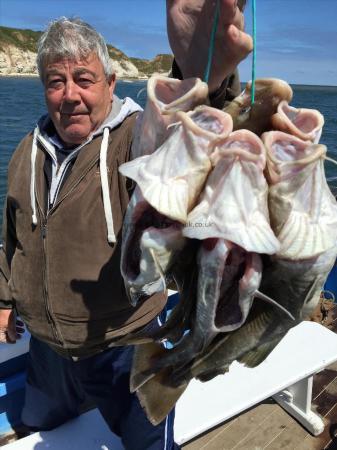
[118,154,151,179]
[278,211,337,259]
[196,366,230,382]
[238,337,282,368]
[119,151,189,222]
[143,180,189,223]
[136,369,188,426]
[255,290,295,321]
[130,342,167,392]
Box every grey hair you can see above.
[37,17,114,80]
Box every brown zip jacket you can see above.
[0,113,166,358]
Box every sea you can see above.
[0,77,336,226]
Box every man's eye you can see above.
[78,78,93,86]
[48,79,63,88]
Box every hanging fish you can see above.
[224,78,293,135]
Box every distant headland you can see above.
[0,25,173,78]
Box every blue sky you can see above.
[0,0,336,85]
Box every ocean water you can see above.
[0,77,336,226]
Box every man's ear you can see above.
[108,73,116,99]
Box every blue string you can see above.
[251,0,257,104]
[203,0,220,83]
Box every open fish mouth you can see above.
[215,247,261,331]
[123,204,177,282]
[121,188,185,305]
[224,78,293,135]
[271,100,324,144]
[131,74,209,159]
[262,131,337,259]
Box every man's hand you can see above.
[166,0,253,93]
[0,309,25,343]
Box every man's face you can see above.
[44,53,115,146]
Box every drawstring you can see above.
[100,127,116,244]
[30,127,38,226]
[30,126,116,243]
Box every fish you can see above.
[120,105,232,304]
[120,75,209,305]
[131,75,209,159]
[179,239,337,384]
[120,186,186,306]
[119,106,233,223]
[130,131,285,394]
[130,125,337,426]
[184,129,280,254]
[271,100,324,144]
[131,230,337,426]
[224,78,293,136]
[262,131,337,259]
[132,299,291,425]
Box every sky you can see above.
[0,0,336,85]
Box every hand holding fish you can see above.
[166,0,253,93]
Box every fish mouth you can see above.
[214,245,247,329]
[124,206,175,279]
[122,195,182,303]
[212,245,262,332]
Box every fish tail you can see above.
[136,368,189,426]
[130,341,168,392]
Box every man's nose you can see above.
[64,81,81,103]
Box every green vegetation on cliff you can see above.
[0,26,41,52]
[130,54,173,76]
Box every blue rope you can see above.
[251,0,257,104]
[203,0,220,83]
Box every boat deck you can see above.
[182,305,337,450]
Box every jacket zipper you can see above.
[34,138,105,347]
[38,211,63,346]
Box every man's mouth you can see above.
[62,113,87,116]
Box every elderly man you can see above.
[0,1,251,449]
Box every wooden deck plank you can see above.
[224,407,290,450]
[313,376,337,418]
[259,409,309,449]
[313,365,337,399]
[181,417,235,449]
[214,403,278,450]
[181,402,275,449]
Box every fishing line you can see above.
[251,0,257,104]
[203,0,220,83]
